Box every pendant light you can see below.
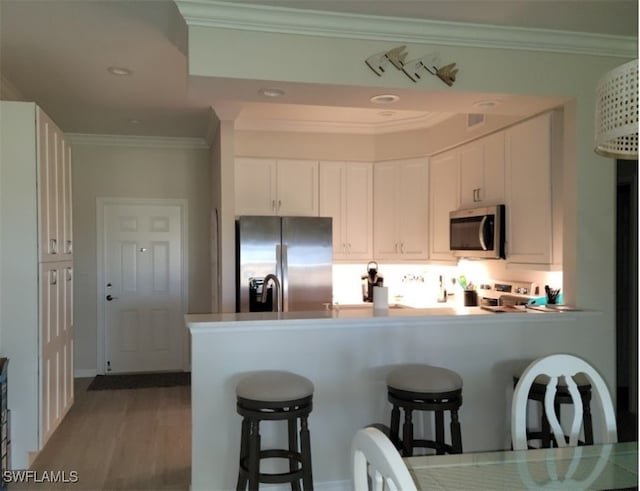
[594,59,638,160]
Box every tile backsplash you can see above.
[333,261,563,306]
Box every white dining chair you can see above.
[351,426,417,491]
[511,354,617,450]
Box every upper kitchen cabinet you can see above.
[319,161,373,261]
[373,158,429,261]
[459,131,505,209]
[505,112,562,269]
[429,149,459,263]
[38,108,73,262]
[235,157,319,216]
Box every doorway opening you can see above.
[616,159,638,441]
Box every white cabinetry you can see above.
[0,102,74,468]
[505,112,562,269]
[429,150,459,262]
[373,158,429,261]
[319,161,373,261]
[459,132,505,208]
[235,157,318,216]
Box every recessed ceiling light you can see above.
[472,100,500,109]
[128,119,141,125]
[107,66,133,76]
[259,87,285,98]
[377,111,395,117]
[370,94,400,104]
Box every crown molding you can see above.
[175,0,637,59]
[67,133,209,149]
[235,112,455,135]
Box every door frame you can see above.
[96,197,189,375]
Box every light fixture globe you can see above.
[594,59,638,160]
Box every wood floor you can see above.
[10,378,191,491]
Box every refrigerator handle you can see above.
[281,243,288,312]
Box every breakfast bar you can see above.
[186,308,611,491]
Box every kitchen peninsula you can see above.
[186,307,610,491]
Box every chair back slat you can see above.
[512,354,617,450]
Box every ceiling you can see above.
[0,0,637,139]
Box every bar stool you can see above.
[386,364,463,457]
[512,372,593,448]
[235,370,314,491]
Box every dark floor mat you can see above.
[87,371,191,391]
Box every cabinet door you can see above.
[398,158,429,260]
[40,263,61,444]
[373,162,400,259]
[61,139,73,257]
[38,110,60,261]
[276,159,319,216]
[505,114,553,265]
[459,143,483,208]
[319,162,346,257]
[481,131,505,205]
[459,132,505,207]
[343,163,373,260]
[430,150,459,262]
[62,265,74,413]
[234,158,277,215]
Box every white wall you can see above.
[71,138,211,374]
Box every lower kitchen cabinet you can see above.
[505,111,562,269]
[374,158,429,261]
[319,161,373,261]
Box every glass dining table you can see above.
[405,442,638,490]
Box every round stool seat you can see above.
[387,364,463,394]
[236,370,314,402]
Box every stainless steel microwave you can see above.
[449,205,505,259]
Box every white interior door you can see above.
[102,202,184,374]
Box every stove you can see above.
[477,280,540,306]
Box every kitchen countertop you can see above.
[185,303,585,331]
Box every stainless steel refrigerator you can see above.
[236,216,333,312]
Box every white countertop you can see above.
[185,303,584,331]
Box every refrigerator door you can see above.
[237,216,281,313]
[282,217,333,311]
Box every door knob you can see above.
[106,294,118,301]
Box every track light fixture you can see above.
[364,47,458,87]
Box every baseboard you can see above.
[74,368,98,378]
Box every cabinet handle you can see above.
[342,243,347,253]
[477,188,482,202]
[66,240,73,254]
[66,267,72,282]
[394,243,398,253]
[400,243,405,254]
[50,238,57,254]
[272,200,276,211]
[50,270,58,286]
[348,243,352,252]
[278,200,282,210]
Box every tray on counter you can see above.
[480,305,527,314]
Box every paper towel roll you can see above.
[373,286,389,310]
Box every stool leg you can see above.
[300,417,313,490]
[402,409,414,457]
[288,418,301,491]
[248,419,260,491]
[450,409,462,454]
[435,410,445,455]
[390,405,401,449]
[236,418,250,491]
